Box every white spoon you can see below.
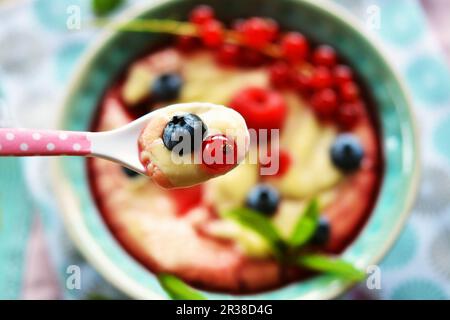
[0,102,249,182]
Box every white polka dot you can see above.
[6,133,15,141]
[73,143,81,151]
[32,133,41,141]
[47,143,55,151]
[20,143,29,151]
[59,133,68,140]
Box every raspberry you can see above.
[230,87,287,131]
[313,45,337,67]
[189,5,215,25]
[240,17,278,49]
[280,32,309,62]
[199,20,224,48]
[310,88,338,118]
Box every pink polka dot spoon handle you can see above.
[0,128,91,156]
[0,124,146,174]
[0,102,158,175]
[0,98,175,174]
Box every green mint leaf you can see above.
[289,199,320,248]
[92,0,124,17]
[86,293,112,300]
[158,274,206,300]
[224,208,284,259]
[296,254,366,281]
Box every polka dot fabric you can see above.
[0,129,91,156]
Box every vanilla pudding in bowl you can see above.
[55,0,418,299]
[90,47,381,292]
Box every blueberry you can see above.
[310,216,330,246]
[122,166,140,178]
[162,113,207,156]
[330,134,364,172]
[245,184,280,216]
[151,73,183,102]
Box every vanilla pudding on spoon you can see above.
[138,102,249,188]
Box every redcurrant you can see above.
[337,101,363,129]
[240,17,278,49]
[176,35,199,52]
[339,81,360,102]
[310,88,338,118]
[189,5,215,25]
[216,44,240,66]
[201,134,237,174]
[269,62,292,88]
[294,72,314,96]
[280,32,309,62]
[333,64,353,85]
[311,66,334,89]
[313,45,337,67]
[199,20,224,48]
[240,48,266,67]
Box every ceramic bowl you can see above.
[54,0,419,299]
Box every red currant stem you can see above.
[94,18,197,36]
[94,18,313,68]
[298,63,315,76]
[208,31,282,59]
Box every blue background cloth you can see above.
[0,91,34,298]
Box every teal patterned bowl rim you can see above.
[53,0,420,299]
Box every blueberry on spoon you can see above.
[162,113,207,156]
